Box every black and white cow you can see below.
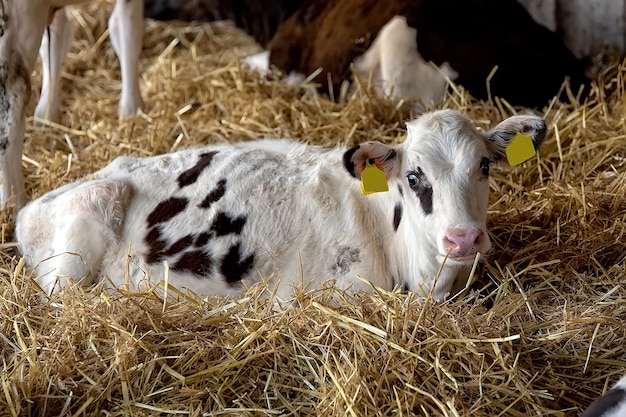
[16,109,546,300]
[581,375,626,417]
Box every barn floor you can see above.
[1,1,625,416]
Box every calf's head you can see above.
[344,109,546,264]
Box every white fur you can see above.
[244,50,306,85]
[16,109,546,301]
[0,0,143,209]
[353,16,458,106]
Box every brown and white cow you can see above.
[261,0,589,108]
[142,0,592,111]
[16,109,546,300]
[145,0,589,108]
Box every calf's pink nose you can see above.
[443,228,486,257]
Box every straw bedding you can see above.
[1,1,625,415]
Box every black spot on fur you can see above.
[144,226,168,264]
[147,197,188,227]
[192,212,247,249]
[198,178,227,209]
[211,212,247,236]
[195,231,212,248]
[342,145,360,178]
[172,250,213,276]
[177,151,218,188]
[397,184,403,197]
[393,203,403,231]
[220,242,255,285]
[330,246,361,276]
[581,387,626,417]
[162,234,194,257]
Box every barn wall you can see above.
[517,0,626,58]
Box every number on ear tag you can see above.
[505,132,536,166]
[360,159,389,195]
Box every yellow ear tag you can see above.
[360,159,389,195]
[505,132,536,166]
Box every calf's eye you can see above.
[480,157,491,176]
[407,173,418,189]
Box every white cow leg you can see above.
[0,0,49,209]
[109,0,144,117]
[34,8,76,124]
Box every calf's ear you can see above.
[343,142,403,179]
[487,114,547,160]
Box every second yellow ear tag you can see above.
[360,159,389,195]
[505,132,536,166]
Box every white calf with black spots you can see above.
[16,109,546,301]
[0,0,142,209]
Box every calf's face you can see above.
[344,109,546,264]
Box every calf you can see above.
[0,0,142,210]
[16,109,546,300]
[263,0,589,108]
[581,375,626,417]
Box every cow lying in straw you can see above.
[16,109,546,300]
[581,375,626,417]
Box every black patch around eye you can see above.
[480,157,492,177]
[406,168,433,215]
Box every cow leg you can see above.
[34,8,76,124]
[108,0,144,117]
[0,0,50,209]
